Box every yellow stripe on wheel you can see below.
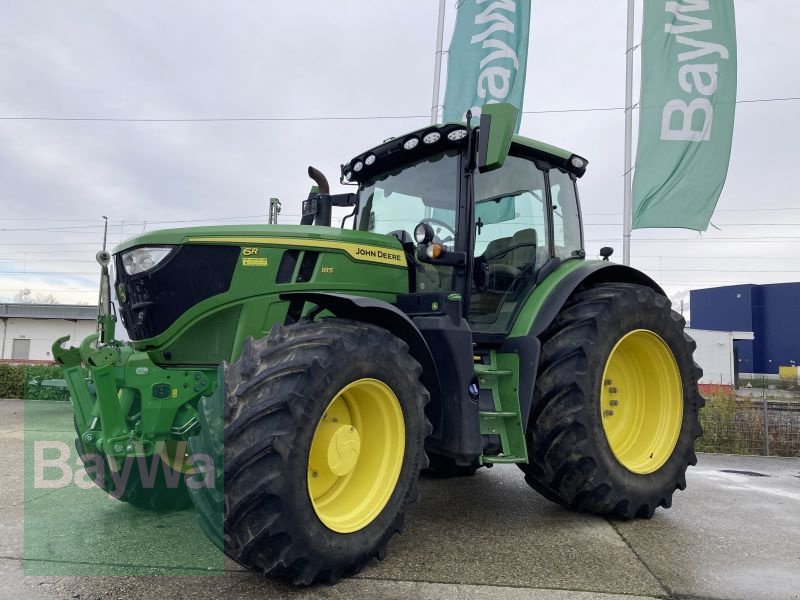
[307,378,405,533]
[600,330,683,475]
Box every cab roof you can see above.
[341,122,587,184]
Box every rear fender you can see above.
[503,261,665,425]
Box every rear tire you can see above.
[520,283,703,518]
[188,318,430,585]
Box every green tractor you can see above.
[55,104,702,585]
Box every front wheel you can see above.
[520,283,703,518]
[188,319,430,585]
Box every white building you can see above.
[0,304,97,362]
[686,328,755,389]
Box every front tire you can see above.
[188,318,429,585]
[520,283,703,518]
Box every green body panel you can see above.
[114,224,405,253]
[510,134,572,160]
[119,225,409,364]
[509,259,600,338]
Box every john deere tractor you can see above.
[55,104,702,585]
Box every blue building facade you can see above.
[690,283,800,375]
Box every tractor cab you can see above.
[340,105,588,336]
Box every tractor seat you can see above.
[484,235,512,265]
[507,228,537,269]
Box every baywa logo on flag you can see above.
[443,0,531,132]
[632,0,737,231]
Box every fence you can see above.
[697,374,800,458]
[2,364,799,456]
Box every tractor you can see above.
[54,103,702,585]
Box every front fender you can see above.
[279,292,442,409]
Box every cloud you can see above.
[0,1,798,306]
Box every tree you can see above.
[13,288,59,304]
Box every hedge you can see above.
[0,363,71,401]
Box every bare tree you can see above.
[13,288,59,304]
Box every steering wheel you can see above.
[419,218,456,244]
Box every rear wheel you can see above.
[520,283,703,518]
[187,318,429,584]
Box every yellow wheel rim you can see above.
[307,378,405,533]
[600,330,683,475]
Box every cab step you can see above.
[475,354,528,464]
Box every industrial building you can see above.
[0,304,96,362]
[690,283,800,376]
[685,328,754,392]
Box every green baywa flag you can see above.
[443,0,531,132]
[632,0,737,230]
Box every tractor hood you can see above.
[113,224,405,258]
[111,225,409,363]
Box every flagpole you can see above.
[431,0,447,124]
[623,0,635,266]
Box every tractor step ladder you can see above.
[475,353,528,464]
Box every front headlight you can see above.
[121,246,174,276]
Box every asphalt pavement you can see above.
[1,399,799,600]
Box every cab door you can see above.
[469,155,550,334]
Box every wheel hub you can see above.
[600,329,683,474]
[307,378,405,533]
[310,422,361,476]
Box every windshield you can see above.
[354,150,460,242]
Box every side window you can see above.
[474,156,547,262]
[549,169,583,261]
[470,156,548,332]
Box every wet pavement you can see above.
[1,399,799,600]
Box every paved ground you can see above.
[1,398,799,600]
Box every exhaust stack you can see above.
[302,166,332,226]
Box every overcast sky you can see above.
[1,0,799,318]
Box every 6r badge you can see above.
[242,247,268,266]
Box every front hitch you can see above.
[53,335,96,433]
[53,332,214,460]
[52,335,81,368]
[53,334,129,448]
